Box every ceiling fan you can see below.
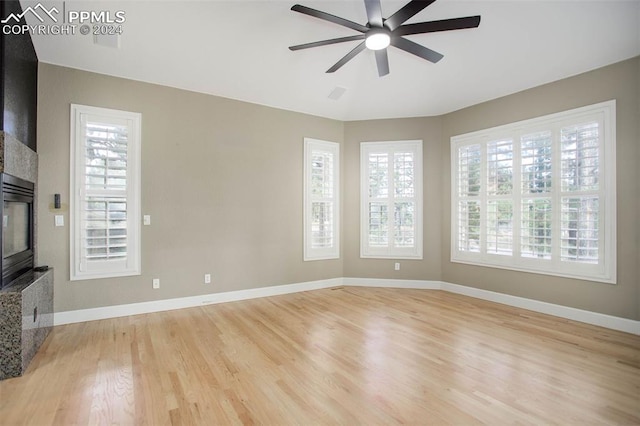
[288,0,481,77]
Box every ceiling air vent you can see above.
[328,86,347,101]
[93,33,120,49]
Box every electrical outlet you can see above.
[143,215,151,225]
[394,262,400,271]
[152,278,160,289]
[204,274,211,284]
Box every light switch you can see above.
[54,215,64,227]
[143,215,151,225]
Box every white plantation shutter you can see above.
[361,140,423,259]
[485,139,514,256]
[456,144,481,253]
[560,122,601,263]
[520,131,553,260]
[304,138,339,260]
[71,105,141,280]
[451,101,616,283]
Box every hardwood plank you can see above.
[1,287,638,425]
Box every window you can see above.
[361,140,423,259]
[304,138,339,260]
[451,101,616,283]
[70,104,141,280]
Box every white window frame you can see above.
[303,138,340,261]
[70,104,142,280]
[361,140,423,259]
[451,100,616,284]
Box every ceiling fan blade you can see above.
[289,35,366,51]
[326,42,367,73]
[364,0,384,27]
[394,16,481,36]
[291,4,369,33]
[391,37,444,63]
[384,0,436,31]
[374,49,390,77]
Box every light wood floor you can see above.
[1,287,639,425]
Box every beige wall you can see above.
[441,57,639,320]
[343,118,443,280]
[38,57,639,320]
[37,63,344,312]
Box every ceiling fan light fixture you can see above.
[365,29,390,50]
[289,1,481,76]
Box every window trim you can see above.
[303,138,340,261]
[70,104,142,280]
[450,100,616,284]
[360,140,423,259]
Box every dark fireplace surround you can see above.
[0,1,53,381]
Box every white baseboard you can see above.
[54,278,342,325]
[54,277,640,335]
[440,282,640,335]
[341,277,441,290]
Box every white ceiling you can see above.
[22,0,640,121]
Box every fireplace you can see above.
[0,137,53,381]
[1,173,34,288]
